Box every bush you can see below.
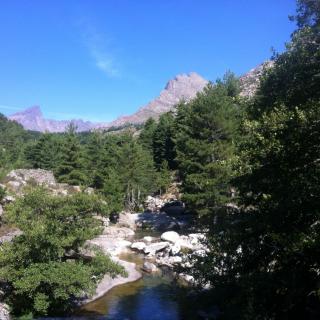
[0,188,125,316]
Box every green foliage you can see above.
[155,160,171,195]
[0,114,39,170]
[56,124,87,185]
[175,82,241,215]
[0,184,5,202]
[152,112,177,170]
[0,189,124,316]
[102,168,124,213]
[25,133,63,172]
[290,0,320,28]
[192,3,320,318]
[116,133,157,211]
[138,117,157,151]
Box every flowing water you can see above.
[75,252,201,320]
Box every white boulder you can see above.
[170,243,181,255]
[143,236,154,243]
[131,242,146,251]
[144,242,170,255]
[160,231,180,244]
[142,261,158,273]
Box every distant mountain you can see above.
[100,72,208,129]
[239,61,274,98]
[8,63,272,132]
[9,106,96,133]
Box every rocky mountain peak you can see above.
[7,63,272,132]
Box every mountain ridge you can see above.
[8,62,272,132]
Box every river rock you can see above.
[142,261,158,273]
[0,230,23,244]
[5,169,56,186]
[102,226,135,239]
[6,180,24,193]
[144,195,166,212]
[131,241,146,251]
[179,273,195,284]
[94,215,110,227]
[170,243,181,255]
[144,241,170,255]
[89,235,132,256]
[0,303,10,320]
[143,236,154,243]
[0,205,3,217]
[160,231,180,243]
[2,195,15,204]
[84,187,95,195]
[118,211,138,230]
[156,255,183,267]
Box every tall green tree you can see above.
[192,2,320,318]
[175,79,241,216]
[117,133,157,211]
[138,117,157,151]
[25,133,62,172]
[152,112,177,170]
[56,124,87,185]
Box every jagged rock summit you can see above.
[103,72,208,128]
[8,63,272,132]
[9,105,96,133]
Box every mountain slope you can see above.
[101,72,208,128]
[9,106,96,133]
[8,62,272,132]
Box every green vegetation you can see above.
[0,189,125,317]
[174,80,241,216]
[0,1,318,318]
[0,114,39,177]
[186,1,320,318]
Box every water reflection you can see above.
[43,253,200,320]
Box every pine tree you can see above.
[193,3,320,318]
[117,133,156,211]
[155,160,171,196]
[152,112,176,170]
[26,133,62,171]
[138,117,157,151]
[56,124,87,185]
[175,81,240,215]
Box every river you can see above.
[74,251,200,320]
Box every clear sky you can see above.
[0,0,296,122]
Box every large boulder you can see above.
[131,241,146,251]
[0,230,23,244]
[5,169,56,186]
[160,231,180,244]
[144,195,166,212]
[170,243,181,255]
[144,242,170,255]
[88,235,132,257]
[0,303,10,320]
[142,261,158,273]
[93,215,110,227]
[143,236,154,243]
[156,255,183,268]
[160,200,185,215]
[102,226,135,239]
[118,211,138,230]
[1,195,15,204]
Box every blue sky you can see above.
[0,0,296,122]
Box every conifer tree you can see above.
[175,80,240,215]
[56,124,87,185]
[152,112,176,169]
